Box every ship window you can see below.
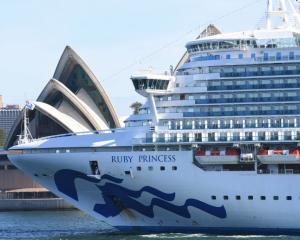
[248,195,253,200]
[211,195,216,200]
[172,166,177,171]
[124,170,130,175]
[288,65,297,70]
[224,195,229,200]
[236,67,245,73]
[160,166,165,171]
[273,196,279,200]
[236,195,241,200]
[238,54,243,59]
[137,166,142,171]
[148,166,153,171]
[260,196,266,200]
[226,54,231,59]
[251,53,256,59]
[287,196,292,200]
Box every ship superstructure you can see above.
[8,0,300,235]
[127,0,300,174]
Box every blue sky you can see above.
[0,0,266,116]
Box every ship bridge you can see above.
[131,73,174,97]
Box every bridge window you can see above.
[260,196,266,200]
[132,78,170,91]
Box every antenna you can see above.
[18,101,35,145]
[264,0,300,29]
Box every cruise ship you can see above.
[8,0,300,235]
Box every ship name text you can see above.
[111,154,176,163]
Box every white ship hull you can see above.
[8,145,300,234]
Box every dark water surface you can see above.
[0,210,298,240]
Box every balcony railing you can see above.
[207,83,300,91]
[195,96,300,105]
[168,123,297,130]
[220,69,300,78]
[183,109,300,118]
[134,135,300,145]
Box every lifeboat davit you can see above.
[195,147,240,164]
[257,148,300,163]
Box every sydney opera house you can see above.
[4,24,220,149]
[4,46,121,150]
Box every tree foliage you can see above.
[130,101,142,115]
[0,129,6,148]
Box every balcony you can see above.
[195,96,300,105]
[208,83,300,91]
[220,69,300,78]
[183,109,300,118]
[136,134,300,145]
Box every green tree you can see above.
[130,101,142,115]
[0,129,6,148]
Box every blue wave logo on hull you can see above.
[54,169,227,219]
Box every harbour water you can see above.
[0,210,299,240]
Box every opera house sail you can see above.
[4,46,120,149]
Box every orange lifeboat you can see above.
[225,148,240,156]
[273,149,284,155]
[211,148,220,156]
[289,148,300,156]
[258,149,268,155]
[257,148,300,163]
[195,148,205,156]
